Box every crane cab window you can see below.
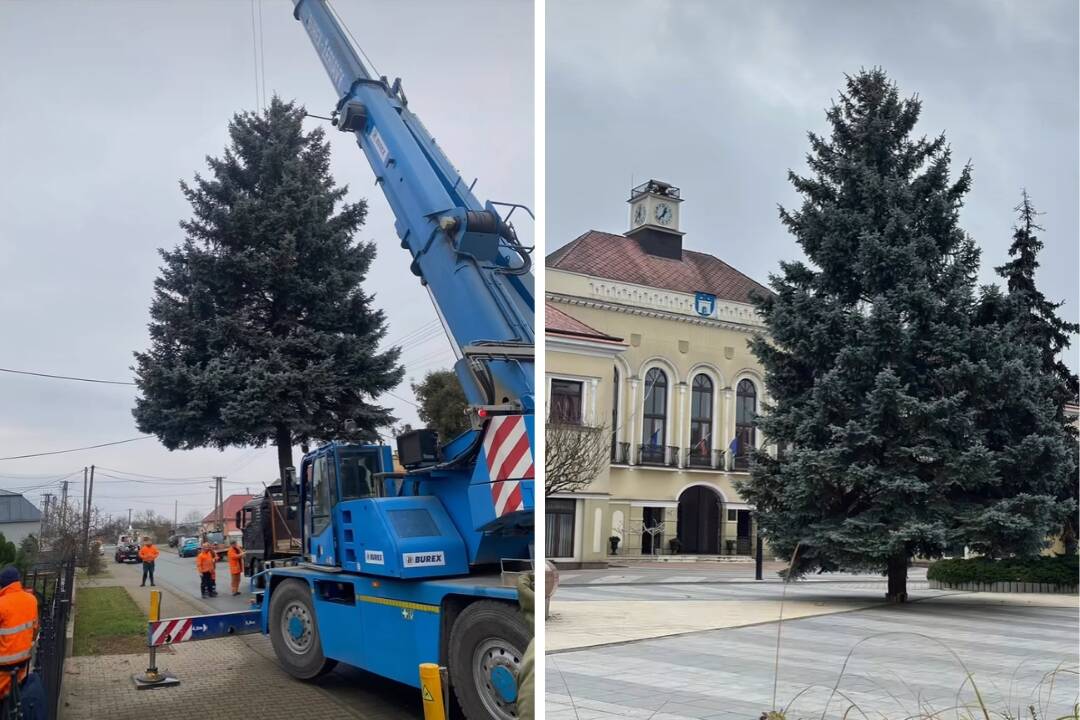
[338,450,377,500]
[311,456,335,535]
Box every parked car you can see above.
[167,534,179,548]
[114,542,140,564]
[178,537,199,558]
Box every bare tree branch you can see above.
[545,422,610,496]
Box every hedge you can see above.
[927,555,1079,587]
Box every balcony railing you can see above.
[733,452,751,472]
[686,447,713,469]
[638,444,678,467]
[611,441,630,465]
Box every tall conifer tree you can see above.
[133,98,403,474]
[738,70,1071,600]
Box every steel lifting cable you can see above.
[249,0,261,111]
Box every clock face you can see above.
[655,202,673,225]
[633,203,646,226]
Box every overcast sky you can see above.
[0,0,532,523]
[547,0,1078,368]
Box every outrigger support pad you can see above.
[132,668,180,690]
[132,588,181,689]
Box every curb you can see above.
[928,579,1079,594]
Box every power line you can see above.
[0,367,135,386]
[386,390,419,409]
[385,320,441,348]
[94,467,215,481]
[0,436,153,462]
[93,472,249,488]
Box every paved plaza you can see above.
[546,568,1079,720]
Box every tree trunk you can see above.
[275,424,293,481]
[886,552,908,603]
[1062,518,1077,557]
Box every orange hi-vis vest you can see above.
[138,544,159,563]
[0,581,38,698]
[196,551,216,576]
[227,547,243,574]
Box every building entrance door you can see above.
[677,486,721,554]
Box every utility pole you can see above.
[81,467,88,524]
[41,493,52,545]
[59,480,69,534]
[82,465,95,565]
[173,499,178,531]
[213,476,225,531]
[128,508,133,528]
[79,470,88,565]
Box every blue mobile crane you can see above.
[255,2,536,719]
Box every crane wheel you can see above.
[267,579,337,680]
[448,600,530,720]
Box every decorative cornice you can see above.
[547,292,765,336]
[546,333,627,358]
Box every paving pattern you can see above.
[65,556,420,720]
[546,597,1079,720]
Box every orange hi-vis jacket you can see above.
[138,544,159,563]
[196,550,217,577]
[0,581,38,698]
[227,546,243,575]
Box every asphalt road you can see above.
[106,544,254,614]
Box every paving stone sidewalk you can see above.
[62,562,419,720]
[546,594,1080,720]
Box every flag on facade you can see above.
[650,428,661,446]
[728,436,739,455]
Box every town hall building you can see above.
[545,180,774,567]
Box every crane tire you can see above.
[448,600,530,720]
[268,579,337,680]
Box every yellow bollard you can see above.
[149,590,161,623]
[419,663,447,720]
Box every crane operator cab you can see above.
[299,442,470,579]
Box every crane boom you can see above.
[292,0,534,415]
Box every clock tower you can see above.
[627,179,684,260]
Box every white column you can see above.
[711,386,722,469]
[677,382,688,468]
[722,387,735,471]
[588,377,599,426]
[628,377,639,466]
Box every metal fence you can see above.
[25,556,75,720]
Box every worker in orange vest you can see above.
[0,566,38,708]
[138,537,159,587]
[195,543,218,598]
[227,540,246,596]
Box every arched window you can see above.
[734,379,757,470]
[688,374,714,467]
[640,368,667,464]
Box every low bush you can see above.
[927,554,1079,587]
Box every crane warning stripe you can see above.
[149,618,193,646]
[483,415,532,517]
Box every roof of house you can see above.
[545,301,624,343]
[201,494,255,524]
[0,490,42,524]
[547,230,772,304]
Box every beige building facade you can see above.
[545,180,774,567]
